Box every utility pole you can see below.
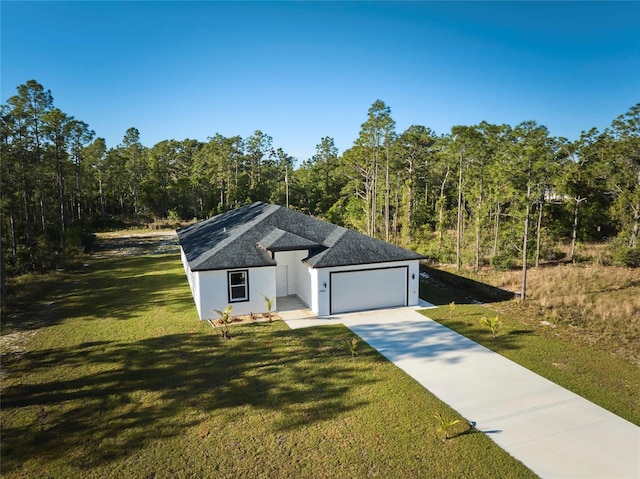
[285,164,289,208]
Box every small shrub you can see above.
[213,305,233,339]
[617,248,640,268]
[479,315,501,338]
[491,252,514,271]
[433,412,461,441]
[343,337,359,357]
[543,248,566,262]
[261,293,275,322]
[421,235,456,264]
[168,209,181,221]
[608,237,640,268]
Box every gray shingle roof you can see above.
[258,228,321,251]
[177,202,424,271]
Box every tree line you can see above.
[2,80,639,286]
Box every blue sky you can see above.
[2,1,639,162]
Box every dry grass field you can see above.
[453,262,640,367]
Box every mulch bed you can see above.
[210,313,281,327]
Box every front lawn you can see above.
[1,254,535,478]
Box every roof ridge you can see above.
[256,227,286,248]
[322,224,348,247]
[304,226,347,265]
[192,202,279,269]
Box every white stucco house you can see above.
[177,202,424,320]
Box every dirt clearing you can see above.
[93,230,179,257]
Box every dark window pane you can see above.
[231,285,246,300]
[230,272,246,286]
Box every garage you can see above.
[330,266,408,314]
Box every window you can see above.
[228,270,249,302]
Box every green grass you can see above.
[1,254,536,478]
[420,284,640,426]
[430,262,640,366]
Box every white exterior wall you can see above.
[181,248,202,318]
[313,260,420,317]
[181,248,194,294]
[186,265,276,320]
[310,268,326,316]
[273,250,311,306]
[182,245,419,319]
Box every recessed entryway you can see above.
[275,265,288,297]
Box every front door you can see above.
[276,265,288,297]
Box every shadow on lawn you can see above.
[419,264,514,306]
[347,317,519,365]
[3,255,190,333]
[413,315,535,355]
[1,325,376,473]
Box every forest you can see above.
[2,80,639,288]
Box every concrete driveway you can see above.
[284,304,640,479]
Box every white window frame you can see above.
[228,270,249,303]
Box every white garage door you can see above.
[330,267,408,314]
